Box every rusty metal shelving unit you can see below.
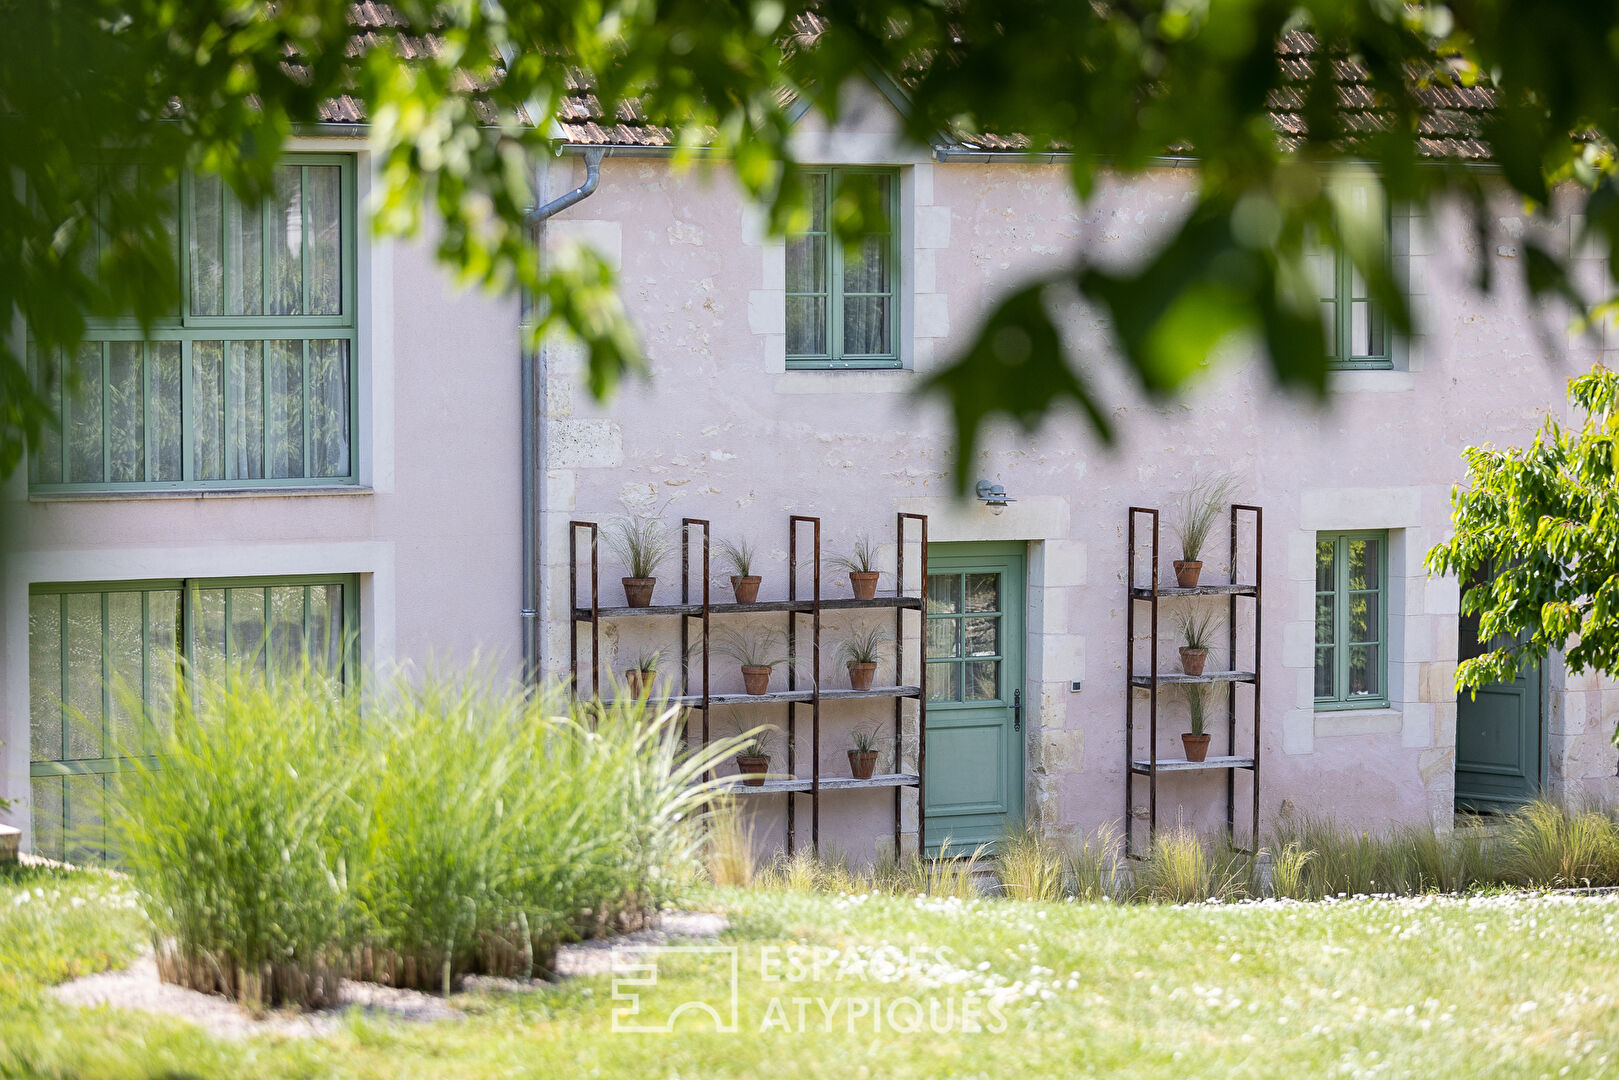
[1125,504,1263,859]
[568,513,929,856]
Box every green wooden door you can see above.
[1455,590,1542,812]
[924,543,1025,855]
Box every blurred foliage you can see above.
[1426,366,1619,714]
[4,1,1619,483]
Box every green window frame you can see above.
[1314,532,1389,710]
[28,154,360,492]
[1313,181,1392,371]
[785,167,901,369]
[26,574,360,862]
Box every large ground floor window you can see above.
[27,575,358,862]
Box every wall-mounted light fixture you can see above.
[975,480,1015,516]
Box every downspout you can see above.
[521,147,606,690]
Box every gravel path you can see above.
[50,910,729,1041]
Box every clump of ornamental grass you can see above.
[1173,472,1241,564]
[108,663,363,1010]
[1133,827,1249,904]
[902,840,989,899]
[757,849,862,894]
[110,663,746,1008]
[703,800,757,889]
[1066,821,1126,901]
[1500,799,1619,888]
[996,823,1066,902]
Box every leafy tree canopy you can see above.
[4,0,1618,484]
[1426,367,1619,714]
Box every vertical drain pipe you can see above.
[521,147,606,688]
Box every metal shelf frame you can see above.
[567,512,929,858]
[1125,503,1263,859]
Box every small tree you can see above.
[1425,365,1619,743]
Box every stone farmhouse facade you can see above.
[3,59,1615,862]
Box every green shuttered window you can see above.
[28,155,358,491]
[1314,532,1389,709]
[27,575,359,863]
[786,168,900,368]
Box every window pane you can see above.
[1349,592,1378,644]
[30,777,65,863]
[65,592,104,761]
[68,342,104,484]
[805,173,826,230]
[1348,538,1380,591]
[228,587,267,666]
[1320,299,1339,358]
[964,617,999,658]
[1307,250,1335,300]
[224,189,264,316]
[1349,644,1379,696]
[926,661,961,703]
[189,173,225,316]
[266,340,305,479]
[228,340,266,480]
[965,574,999,613]
[193,586,227,680]
[308,583,345,671]
[146,590,181,749]
[786,234,826,293]
[269,586,307,671]
[926,574,961,615]
[307,166,343,315]
[192,341,225,480]
[29,343,62,485]
[66,774,108,867]
[965,660,998,701]
[30,594,62,763]
[842,234,891,294]
[1315,539,1336,592]
[1314,646,1335,697]
[107,591,143,756]
[150,342,182,481]
[1351,301,1383,357]
[1315,595,1335,645]
[270,165,304,316]
[926,617,961,659]
[107,342,144,482]
[842,295,890,355]
[308,339,350,477]
[786,296,826,356]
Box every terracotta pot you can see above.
[736,755,769,786]
[847,661,878,691]
[848,750,879,780]
[849,571,880,601]
[741,665,772,695]
[731,575,762,604]
[1178,647,1208,677]
[622,577,656,607]
[1172,561,1203,589]
[1182,733,1212,763]
[624,669,656,698]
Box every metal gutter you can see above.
[528,147,606,222]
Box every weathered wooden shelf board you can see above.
[1131,670,1257,687]
[719,772,921,794]
[1131,755,1257,774]
[1130,584,1259,599]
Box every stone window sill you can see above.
[1313,707,1403,738]
[29,486,373,504]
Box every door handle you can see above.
[1013,689,1022,732]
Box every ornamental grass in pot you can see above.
[829,535,881,601]
[1180,682,1212,762]
[836,625,892,691]
[718,537,762,604]
[1175,611,1221,677]
[1171,473,1239,589]
[606,513,673,607]
[732,726,776,787]
[712,627,788,696]
[623,649,660,698]
[847,725,881,780]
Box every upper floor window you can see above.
[28,154,358,491]
[1310,179,1391,370]
[1314,531,1389,710]
[786,168,900,369]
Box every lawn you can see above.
[4,864,1619,1079]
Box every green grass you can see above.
[5,867,1619,1078]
